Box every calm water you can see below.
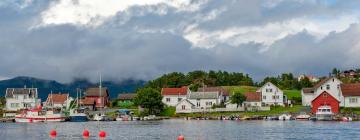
[0,119,360,140]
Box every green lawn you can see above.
[283,90,301,100]
[223,86,258,95]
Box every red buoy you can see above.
[50,129,57,139]
[83,129,90,138]
[37,105,42,110]
[178,135,184,140]
[99,130,106,138]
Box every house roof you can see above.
[79,98,96,105]
[5,88,37,98]
[197,87,230,96]
[176,99,195,107]
[311,91,340,103]
[85,87,109,97]
[188,91,218,99]
[118,93,136,100]
[301,77,336,94]
[161,87,188,95]
[45,93,69,104]
[302,88,314,94]
[243,92,261,102]
[340,84,360,97]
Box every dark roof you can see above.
[341,84,360,97]
[118,93,136,100]
[80,98,96,105]
[45,93,69,104]
[188,92,218,99]
[302,88,314,94]
[161,87,188,95]
[5,88,37,98]
[243,92,261,102]
[85,87,109,97]
[197,87,230,96]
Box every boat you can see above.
[278,114,292,120]
[69,89,89,122]
[296,112,311,120]
[93,113,110,121]
[69,108,88,122]
[341,117,353,122]
[315,106,334,121]
[15,106,66,123]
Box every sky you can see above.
[1,0,360,83]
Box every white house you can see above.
[197,87,230,103]
[301,77,342,106]
[5,87,40,111]
[301,77,360,107]
[161,87,190,107]
[225,92,270,111]
[257,82,285,106]
[187,91,221,109]
[175,99,195,113]
[341,84,360,107]
[44,93,73,109]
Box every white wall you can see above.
[6,96,39,111]
[257,82,284,106]
[188,99,218,109]
[162,95,187,107]
[301,91,313,106]
[175,100,194,113]
[313,78,343,106]
[343,96,360,107]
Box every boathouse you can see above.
[311,91,340,114]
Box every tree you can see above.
[134,88,164,115]
[332,68,340,77]
[230,92,247,108]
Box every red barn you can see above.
[311,91,340,114]
[83,87,109,110]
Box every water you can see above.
[0,119,360,140]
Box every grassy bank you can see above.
[167,105,304,118]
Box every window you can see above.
[206,102,213,106]
[326,84,330,90]
[350,98,358,104]
[182,105,186,110]
[11,103,19,108]
[254,103,257,106]
[178,98,182,102]
[337,85,340,89]
[166,98,170,102]
[323,93,328,97]
[197,102,200,107]
[269,89,273,92]
[321,86,323,90]
[272,96,275,99]
[276,95,279,99]
[263,96,266,99]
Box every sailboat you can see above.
[69,88,89,122]
[93,74,110,121]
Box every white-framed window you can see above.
[11,103,19,108]
[181,105,186,110]
[272,96,275,99]
[196,102,200,107]
[350,98,358,104]
[263,96,266,99]
[166,98,170,102]
[276,95,279,99]
[206,102,212,106]
[326,84,330,90]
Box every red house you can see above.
[82,87,109,110]
[311,91,340,114]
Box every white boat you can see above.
[93,113,109,121]
[296,112,311,120]
[315,106,334,121]
[116,115,129,121]
[15,108,66,123]
[278,114,292,120]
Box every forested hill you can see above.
[0,76,145,100]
